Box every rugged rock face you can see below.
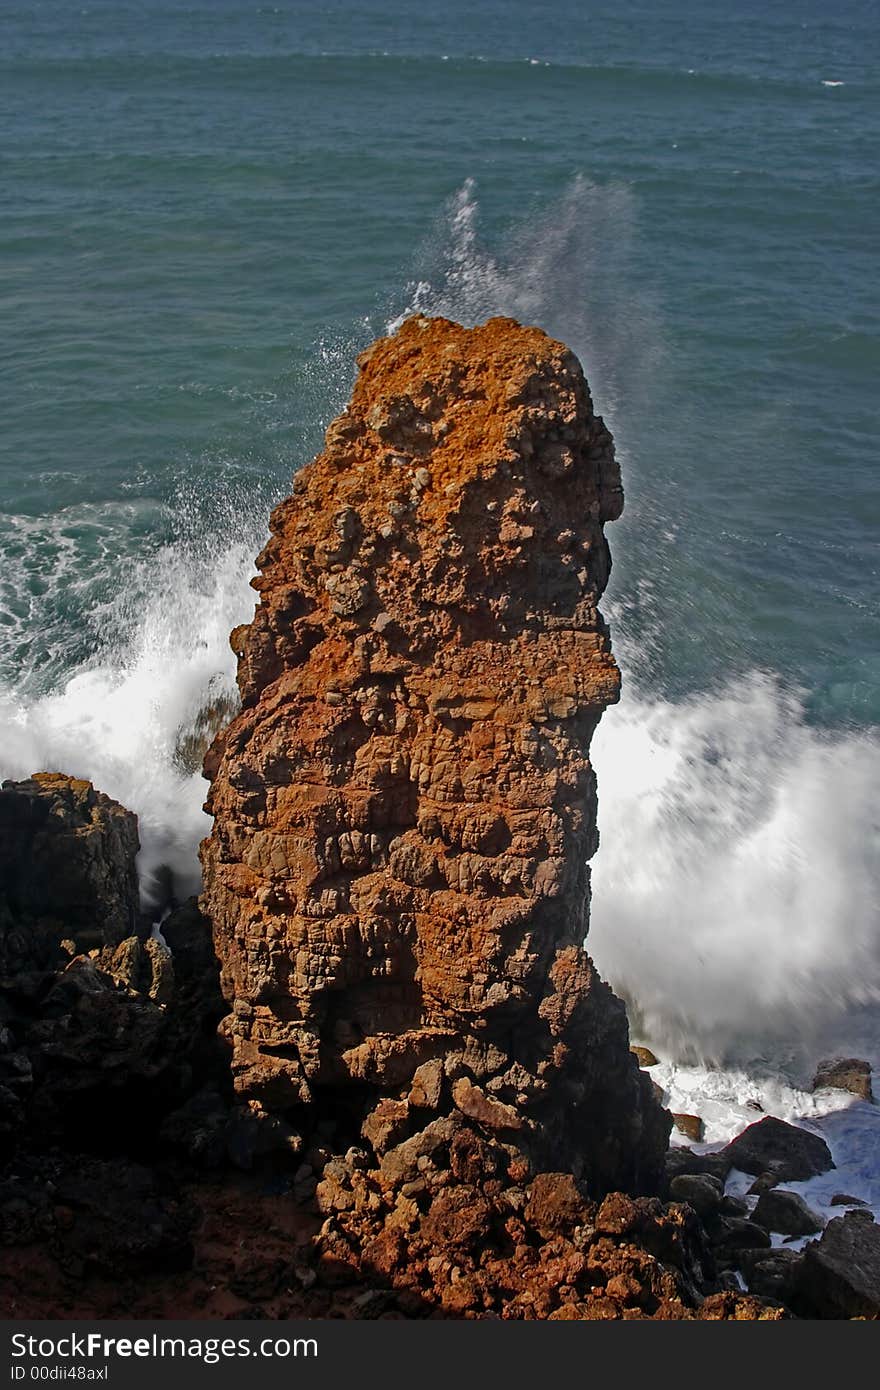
[792,1210,880,1318]
[200,315,669,1199]
[0,774,224,1152]
[0,773,140,966]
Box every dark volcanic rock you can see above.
[720,1117,834,1182]
[0,1153,194,1277]
[664,1146,732,1186]
[711,1216,772,1258]
[747,1172,780,1195]
[0,775,226,1152]
[0,773,140,965]
[753,1189,823,1237]
[793,1210,880,1318]
[668,1173,724,1217]
[741,1248,804,1304]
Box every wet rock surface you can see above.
[668,1173,724,1218]
[752,1189,824,1238]
[0,773,140,965]
[719,1116,834,1183]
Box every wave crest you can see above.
[590,673,880,1060]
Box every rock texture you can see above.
[812,1057,873,1102]
[719,1117,834,1183]
[792,1211,880,1318]
[0,775,224,1152]
[0,773,140,963]
[309,1176,781,1320]
[200,315,668,1203]
[752,1189,823,1238]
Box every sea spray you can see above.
[589,671,880,1060]
[0,525,258,904]
[389,174,663,427]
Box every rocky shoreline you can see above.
[1,318,877,1320]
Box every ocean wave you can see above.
[0,518,260,906]
[0,499,171,690]
[0,48,853,100]
[590,672,880,1061]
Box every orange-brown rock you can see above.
[200,314,669,1195]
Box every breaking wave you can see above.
[590,671,880,1060]
[0,508,260,905]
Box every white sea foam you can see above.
[646,1054,880,1227]
[0,530,258,904]
[589,673,880,1060]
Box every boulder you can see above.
[408,1058,443,1110]
[752,1189,823,1237]
[631,1046,659,1068]
[741,1248,803,1303]
[793,1211,880,1318]
[665,1146,731,1186]
[668,1173,724,1217]
[711,1216,772,1256]
[812,1058,873,1102]
[719,1117,833,1182]
[672,1113,704,1143]
[0,773,141,958]
[719,1194,750,1218]
[362,1099,411,1155]
[0,775,226,1152]
[422,1186,492,1251]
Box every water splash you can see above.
[590,672,880,1060]
[0,499,262,904]
[389,174,663,424]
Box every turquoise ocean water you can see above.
[1,0,878,1062]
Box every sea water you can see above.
[1,0,878,1210]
